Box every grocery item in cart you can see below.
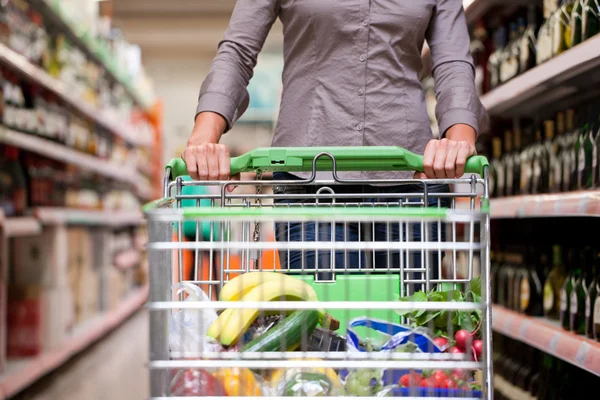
[168,283,219,357]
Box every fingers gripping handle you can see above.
[166,146,489,179]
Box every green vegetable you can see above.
[344,369,383,397]
[241,310,319,352]
[396,277,483,338]
[283,372,333,396]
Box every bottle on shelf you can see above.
[552,0,571,56]
[592,254,600,341]
[531,125,550,194]
[512,253,526,312]
[490,137,504,198]
[544,245,568,320]
[0,145,27,216]
[571,0,585,47]
[488,26,508,90]
[520,247,544,316]
[554,111,567,192]
[560,0,577,51]
[502,130,515,197]
[560,248,576,330]
[569,248,588,334]
[500,22,521,84]
[586,250,599,338]
[578,106,598,189]
[511,123,523,195]
[563,109,577,191]
[520,124,535,195]
[520,5,540,74]
[568,108,584,191]
[538,1,557,64]
[582,0,600,41]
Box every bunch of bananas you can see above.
[208,271,337,347]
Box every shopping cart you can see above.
[143,146,492,399]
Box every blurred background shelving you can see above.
[420,0,600,396]
[0,0,159,397]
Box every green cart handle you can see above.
[166,146,489,180]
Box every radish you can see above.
[433,337,449,351]
[472,340,483,359]
[454,329,473,351]
[449,346,463,354]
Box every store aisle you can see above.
[13,310,149,400]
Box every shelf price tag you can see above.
[575,342,590,366]
[518,319,531,338]
[548,332,560,353]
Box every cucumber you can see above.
[241,309,319,352]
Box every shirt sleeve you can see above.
[425,0,489,137]
[195,0,280,132]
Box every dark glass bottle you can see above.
[512,124,523,195]
[490,137,504,198]
[582,0,600,41]
[586,251,599,338]
[520,5,540,74]
[502,130,515,196]
[569,248,587,334]
[544,245,568,320]
[571,0,585,47]
[520,248,544,316]
[560,249,576,330]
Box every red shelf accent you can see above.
[492,306,600,376]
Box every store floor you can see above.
[13,310,149,400]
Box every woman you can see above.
[183,0,488,272]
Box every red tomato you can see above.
[169,369,227,396]
[420,378,436,388]
[432,370,448,387]
[441,378,458,389]
[451,369,468,380]
[399,372,422,387]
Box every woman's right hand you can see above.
[183,112,238,182]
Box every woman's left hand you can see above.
[414,137,477,179]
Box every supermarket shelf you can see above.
[114,249,141,270]
[0,128,138,184]
[490,191,600,218]
[0,216,42,238]
[421,0,531,76]
[492,306,600,376]
[35,208,144,227]
[0,43,144,146]
[481,34,600,117]
[0,286,148,398]
[30,0,153,111]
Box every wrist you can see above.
[444,123,476,145]
[189,112,227,144]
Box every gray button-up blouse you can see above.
[196,0,489,180]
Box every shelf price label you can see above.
[575,342,590,366]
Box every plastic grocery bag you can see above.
[343,317,443,389]
[168,283,220,357]
[346,317,442,353]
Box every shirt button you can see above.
[357,88,364,96]
[356,124,363,131]
[362,19,369,27]
[359,54,366,62]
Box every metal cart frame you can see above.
[144,147,492,399]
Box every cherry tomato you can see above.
[399,372,422,387]
[432,370,448,387]
[441,378,458,389]
[420,378,436,388]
